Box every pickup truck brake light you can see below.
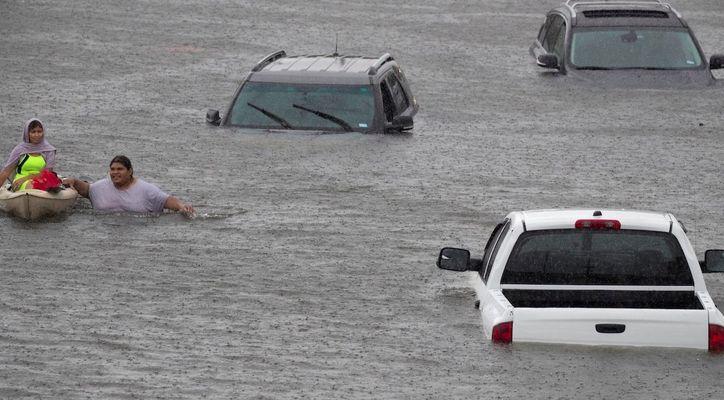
[575,219,621,230]
[492,321,513,343]
[710,324,724,352]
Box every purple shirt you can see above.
[89,177,169,213]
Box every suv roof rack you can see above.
[563,0,681,19]
[367,53,394,76]
[251,50,287,72]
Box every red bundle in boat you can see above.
[32,170,62,192]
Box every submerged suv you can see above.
[206,50,418,133]
[530,0,724,87]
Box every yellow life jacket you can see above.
[13,154,46,190]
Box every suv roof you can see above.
[558,0,685,27]
[247,50,397,85]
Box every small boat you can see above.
[0,184,78,220]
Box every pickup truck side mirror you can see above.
[437,247,472,271]
[386,115,413,133]
[709,54,724,70]
[703,249,724,273]
[206,109,221,126]
[537,53,559,69]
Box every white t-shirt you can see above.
[89,177,169,213]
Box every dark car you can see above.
[206,50,418,133]
[530,0,724,87]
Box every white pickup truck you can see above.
[438,209,724,351]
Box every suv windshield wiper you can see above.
[247,102,293,129]
[292,104,353,132]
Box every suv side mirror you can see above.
[437,247,471,272]
[703,250,724,273]
[537,53,559,69]
[709,55,724,70]
[206,109,221,126]
[386,115,413,133]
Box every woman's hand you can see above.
[11,174,37,191]
[178,203,196,219]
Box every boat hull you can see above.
[0,186,78,220]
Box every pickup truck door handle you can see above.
[595,324,626,334]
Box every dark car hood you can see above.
[565,68,718,89]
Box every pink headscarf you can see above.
[2,118,56,171]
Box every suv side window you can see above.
[479,220,510,282]
[380,80,396,122]
[537,17,552,44]
[543,15,565,58]
[387,73,410,114]
[552,19,566,59]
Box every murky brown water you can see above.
[1,0,723,398]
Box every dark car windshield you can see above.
[502,230,693,285]
[570,28,703,70]
[228,82,375,132]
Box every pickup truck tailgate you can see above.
[513,308,709,349]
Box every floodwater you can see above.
[1,0,723,398]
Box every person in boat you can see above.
[0,118,57,191]
[62,155,195,216]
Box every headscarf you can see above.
[2,118,56,171]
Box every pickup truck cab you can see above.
[438,209,724,351]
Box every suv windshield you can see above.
[502,230,693,285]
[229,82,375,132]
[570,28,703,70]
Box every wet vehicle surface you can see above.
[0,0,723,398]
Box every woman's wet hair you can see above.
[28,120,43,132]
[110,155,133,175]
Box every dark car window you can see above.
[395,66,411,90]
[552,20,567,59]
[229,82,375,131]
[379,80,396,122]
[501,230,694,285]
[484,220,512,282]
[569,27,703,69]
[480,220,509,282]
[538,18,552,43]
[387,73,410,114]
[543,15,565,55]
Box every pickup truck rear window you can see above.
[502,290,703,309]
[501,230,693,285]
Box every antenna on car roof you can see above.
[333,33,339,57]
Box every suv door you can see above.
[530,13,567,69]
[379,78,397,123]
[380,72,410,119]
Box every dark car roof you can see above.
[248,52,394,85]
[558,0,686,28]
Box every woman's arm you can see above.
[164,195,195,217]
[10,174,39,191]
[0,164,15,186]
[61,178,91,198]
